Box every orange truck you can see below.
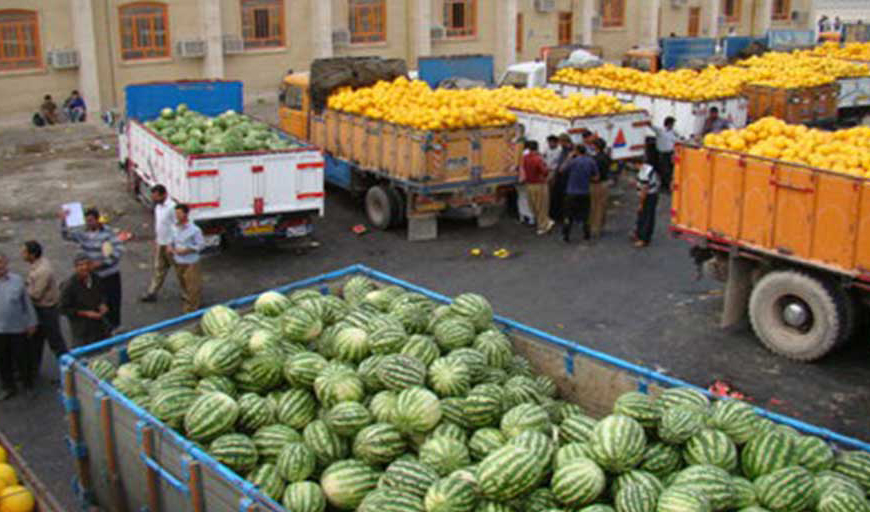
[671,144,870,362]
[279,59,519,240]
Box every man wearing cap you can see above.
[60,253,110,347]
[0,251,38,400]
[60,207,124,330]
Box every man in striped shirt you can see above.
[61,208,124,330]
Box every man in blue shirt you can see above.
[169,204,205,313]
[64,90,87,123]
[0,251,38,399]
[561,145,599,243]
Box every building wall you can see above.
[593,0,646,61]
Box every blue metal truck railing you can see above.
[124,80,244,121]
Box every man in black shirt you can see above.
[590,137,612,240]
[60,253,110,347]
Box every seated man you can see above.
[34,95,58,126]
[64,90,87,123]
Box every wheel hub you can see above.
[782,301,810,328]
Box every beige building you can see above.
[0,0,812,123]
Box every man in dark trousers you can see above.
[23,241,68,378]
[60,253,110,348]
[562,145,598,243]
[61,207,123,331]
[0,251,38,400]
[550,134,574,222]
[634,163,661,248]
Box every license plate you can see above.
[286,224,311,238]
[241,218,277,236]
[203,235,221,248]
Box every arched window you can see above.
[0,10,41,71]
[119,2,170,60]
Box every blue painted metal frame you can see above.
[65,264,870,512]
[124,81,245,121]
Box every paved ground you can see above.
[0,117,868,509]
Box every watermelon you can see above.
[112,375,148,399]
[236,393,275,432]
[434,317,476,351]
[193,338,243,377]
[358,489,425,512]
[151,387,200,429]
[658,406,705,445]
[503,375,543,408]
[277,441,316,482]
[275,389,317,430]
[116,362,141,380]
[551,457,606,507]
[378,354,427,391]
[247,463,284,501]
[369,324,408,355]
[741,430,797,479]
[363,286,404,312]
[616,483,658,512]
[656,388,709,413]
[288,288,323,304]
[469,428,507,461]
[639,442,683,478]
[209,433,258,473]
[818,492,870,512]
[253,424,302,462]
[246,329,281,356]
[536,375,557,399]
[476,503,516,512]
[794,435,834,472]
[657,487,711,512]
[171,346,197,372]
[430,422,468,444]
[555,442,591,470]
[343,276,377,305]
[254,291,291,317]
[754,466,813,512]
[183,392,239,442]
[561,414,598,444]
[282,308,323,343]
[428,357,472,397]
[303,420,348,467]
[450,293,493,330]
[369,390,399,423]
[391,302,429,335]
[446,348,487,383]
[419,436,470,476]
[153,368,198,391]
[353,423,407,465]
[425,475,478,512]
[524,488,559,512]
[500,403,551,439]
[201,305,240,338]
[731,477,758,509]
[320,459,380,509]
[439,397,473,430]
[379,458,439,499]
[400,335,441,366]
[331,326,371,363]
[393,387,443,435]
[233,354,282,393]
[296,297,328,324]
[834,451,870,492]
[683,428,738,472]
[472,329,513,369]
[670,465,734,511]
[708,400,759,445]
[506,355,534,378]
[586,415,646,473]
[357,354,387,392]
[314,364,365,408]
[88,358,116,381]
[283,351,328,389]
[613,392,660,428]
[476,444,544,501]
[165,331,199,353]
[464,388,504,428]
[282,481,327,512]
[325,401,372,437]
[126,333,165,361]
[197,375,236,397]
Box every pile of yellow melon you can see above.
[488,87,638,118]
[805,42,870,62]
[703,117,870,178]
[739,51,870,80]
[0,446,34,512]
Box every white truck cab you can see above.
[498,62,548,89]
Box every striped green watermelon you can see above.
[813,470,865,508]
[247,463,284,501]
[277,441,316,482]
[183,392,239,442]
[171,346,197,372]
[475,502,517,512]
[614,392,660,428]
[464,388,503,428]
[476,444,544,501]
[640,442,683,478]
[353,423,407,465]
[446,348,487,383]
[369,390,399,424]
[391,302,429,335]
[656,388,710,413]
[430,422,468,444]
[708,400,759,445]
[434,317,476,351]
[503,375,544,408]
[535,375,557,398]
[425,475,478,512]
[235,392,273,430]
[834,451,870,492]
[253,424,302,462]
[378,458,439,499]
[314,364,365,408]
[138,349,173,379]
[362,286,403,311]
[320,459,380,509]
[303,420,348,467]
[616,483,658,512]
[612,470,664,497]
[377,354,427,391]
[87,359,116,381]
[234,354,282,393]
[657,487,711,512]
[193,338,243,377]
[683,428,738,472]
[153,368,198,391]
[551,457,607,507]
[288,288,323,304]
[164,331,199,353]
[320,294,351,325]
[282,308,323,343]
[670,464,734,511]
[343,276,377,304]
[282,481,327,512]
[283,351,328,389]
[450,293,493,330]
[559,402,586,420]
[658,406,705,445]
[357,354,387,392]
[500,403,551,439]
[358,489,425,512]
[393,387,443,435]
[506,355,534,378]
[555,442,591,470]
[150,387,200,429]
[111,375,148,399]
[731,477,758,509]
[469,428,507,461]
[794,435,834,472]
[439,397,472,430]
[509,430,554,473]
[331,326,371,363]
[196,375,236,397]
[428,357,472,397]
[818,491,870,512]
[419,436,470,476]
[201,305,240,338]
[209,433,258,473]
[741,429,797,479]
[295,297,328,324]
[116,362,141,380]
[275,389,317,430]
[754,465,813,512]
[254,291,292,317]
[126,333,165,361]
[587,415,646,473]
[524,488,559,512]
[561,414,598,444]
[325,401,372,437]
[369,323,408,354]
[246,329,281,357]
[472,329,513,369]
[400,335,441,366]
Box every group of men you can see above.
[518,131,615,244]
[0,186,204,399]
[35,90,87,126]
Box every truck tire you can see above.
[365,186,394,230]
[748,270,848,362]
[386,187,406,228]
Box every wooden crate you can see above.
[381,122,399,172]
[362,119,383,170]
[337,112,355,157]
[324,109,341,154]
[310,114,327,150]
[744,83,840,124]
[350,115,367,164]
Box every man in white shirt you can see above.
[140,184,176,303]
[650,117,682,193]
[169,204,205,313]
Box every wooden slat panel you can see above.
[772,164,815,257]
[810,173,860,269]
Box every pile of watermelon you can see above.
[86,277,870,512]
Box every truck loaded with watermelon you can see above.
[66,269,869,512]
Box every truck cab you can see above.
[279,72,312,141]
[499,61,548,89]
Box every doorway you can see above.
[688,7,701,37]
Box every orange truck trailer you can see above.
[671,144,870,362]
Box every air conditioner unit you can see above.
[47,49,79,69]
[332,28,350,47]
[791,10,809,24]
[222,35,245,55]
[431,24,446,40]
[534,0,556,13]
[176,39,206,58]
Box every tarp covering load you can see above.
[310,57,407,112]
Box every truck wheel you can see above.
[748,270,847,362]
[386,187,406,228]
[365,186,394,230]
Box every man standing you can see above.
[60,254,110,347]
[22,241,68,376]
[0,252,38,400]
[650,117,682,193]
[550,134,574,222]
[634,162,661,248]
[141,185,176,303]
[702,107,731,136]
[521,141,555,235]
[170,204,206,313]
[543,135,562,174]
[589,138,612,240]
[562,145,598,243]
[61,207,123,330]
